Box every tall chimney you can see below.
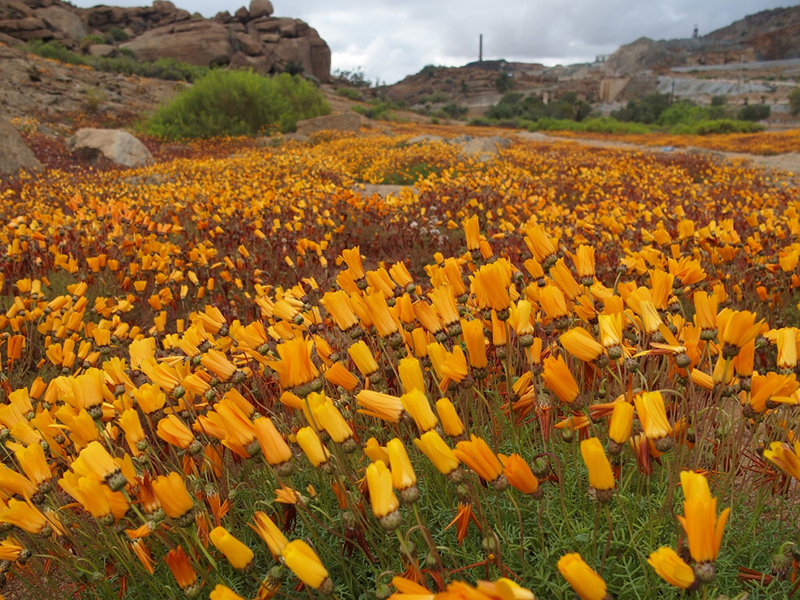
[479,34,483,62]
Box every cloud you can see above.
[72,0,790,83]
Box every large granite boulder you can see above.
[35,6,86,41]
[121,20,234,67]
[0,118,42,177]
[67,129,153,168]
[249,0,274,18]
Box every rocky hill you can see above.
[604,4,800,74]
[0,0,331,80]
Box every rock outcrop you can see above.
[0,118,42,177]
[67,128,153,168]
[0,0,331,80]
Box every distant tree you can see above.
[333,67,371,88]
[737,104,770,121]
[284,60,305,76]
[611,93,671,124]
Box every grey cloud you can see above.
[72,0,790,83]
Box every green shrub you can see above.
[790,87,800,116]
[527,117,652,134]
[143,70,330,139]
[437,103,468,120]
[106,27,129,42]
[468,117,492,127]
[80,34,106,48]
[737,104,771,121]
[82,87,107,113]
[671,119,764,135]
[335,87,362,101]
[611,93,672,124]
[352,101,396,121]
[485,92,591,123]
[495,72,513,92]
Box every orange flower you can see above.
[454,435,505,487]
[356,389,404,423]
[165,546,198,593]
[498,453,539,495]
[542,355,580,404]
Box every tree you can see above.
[789,87,800,116]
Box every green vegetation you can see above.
[484,92,592,123]
[351,99,406,122]
[333,67,372,88]
[27,40,208,82]
[335,87,363,101]
[495,71,513,92]
[613,93,770,126]
[790,87,800,115]
[143,70,330,139]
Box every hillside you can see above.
[0,0,331,80]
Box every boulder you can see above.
[121,21,234,67]
[234,6,249,21]
[249,0,274,18]
[234,32,262,56]
[67,129,153,168]
[0,1,34,20]
[295,113,361,136]
[309,36,331,82]
[273,37,311,73]
[251,18,279,33]
[87,44,116,57]
[460,137,510,162]
[0,118,42,177]
[35,6,86,41]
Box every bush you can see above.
[335,87,362,101]
[352,101,396,121]
[82,87,107,113]
[143,70,330,139]
[332,68,372,88]
[790,87,800,116]
[484,92,592,123]
[106,27,129,42]
[612,93,672,124]
[737,104,771,121]
[437,103,468,120]
[528,117,652,134]
[671,119,764,135]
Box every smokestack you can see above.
[479,34,483,62]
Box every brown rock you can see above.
[235,32,262,56]
[295,113,360,136]
[214,11,232,23]
[259,32,280,43]
[234,6,249,21]
[36,6,86,41]
[67,129,153,168]
[88,44,116,57]
[276,17,296,37]
[153,1,176,14]
[16,16,46,30]
[249,0,274,19]
[226,22,246,33]
[0,1,34,20]
[309,36,331,82]
[10,28,53,40]
[251,18,279,33]
[121,21,234,67]
[273,37,311,72]
[0,118,42,177]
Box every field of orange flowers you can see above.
[548,128,800,156]
[0,130,799,600]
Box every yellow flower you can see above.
[210,526,254,570]
[356,389,404,423]
[414,430,460,475]
[0,498,50,535]
[366,460,400,519]
[677,471,730,564]
[400,389,438,433]
[454,435,504,485]
[324,362,359,391]
[398,357,426,394]
[574,245,596,281]
[463,215,481,252]
[210,584,246,600]
[764,441,800,480]
[15,443,51,487]
[462,319,488,369]
[269,337,320,393]
[118,409,146,453]
[429,284,460,327]
[251,511,289,558]
[436,398,465,438]
[77,441,126,491]
[597,313,622,348]
[648,547,696,589]
[152,472,194,523]
[348,340,379,378]
[253,417,293,468]
[560,327,604,362]
[323,291,360,332]
[157,414,196,450]
[557,553,607,600]
[340,246,365,280]
[473,260,512,313]
[542,355,580,404]
[387,438,417,492]
[633,391,673,449]
[313,402,353,444]
[365,292,399,338]
[608,401,634,445]
[693,291,718,331]
[580,438,615,496]
[282,540,330,590]
[364,437,390,464]
[498,453,539,495]
[296,426,330,467]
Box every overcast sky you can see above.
[72,1,790,84]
